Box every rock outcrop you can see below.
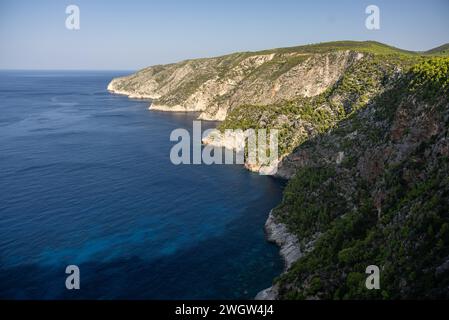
[255,211,301,300]
[108,48,363,121]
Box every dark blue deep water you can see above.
[0,71,284,299]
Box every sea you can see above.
[0,70,284,299]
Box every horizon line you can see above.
[0,69,137,72]
[1,40,447,72]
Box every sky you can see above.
[0,0,448,70]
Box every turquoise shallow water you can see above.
[0,71,284,299]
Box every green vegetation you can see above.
[279,166,346,240]
[276,153,449,299]
[270,57,449,299]
[218,93,341,155]
[424,43,449,56]
[409,57,449,100]
[256,40,418,56]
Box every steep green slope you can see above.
[424,43,449,56]
[272,57,449,299]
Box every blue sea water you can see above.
[0,71,284,299]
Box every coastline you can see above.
[201,130,282,176]
[255,210,301,300]
[107,81,155,99]
[108,79,299,299]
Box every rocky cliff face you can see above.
[108,48,362,120]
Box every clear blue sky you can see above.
[0,0,448,70]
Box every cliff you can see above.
[108,41,402,121]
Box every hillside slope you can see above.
[108,41,412,121]
[425,43,449,56]
[270,57,449,299]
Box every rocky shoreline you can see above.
[201,130,281,175]
[255,210,301,300]
[107,80,155,99]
